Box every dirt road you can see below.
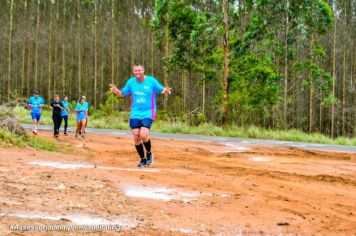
[0,131,355,235]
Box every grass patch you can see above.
[0,128,58,151]
[14,105,356,146]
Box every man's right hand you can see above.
[109,84,123,98]
[109,84,118,93]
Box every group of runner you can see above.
[28,64,171,167]
[28,93,89,139]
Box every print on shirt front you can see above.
[121,76,164,120]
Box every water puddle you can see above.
[29,161,159,172]
[0,167,11,172]
[29,161,92,169]
[248,157,271,162]
[225,143,249,151]
[55,183,66,190]
[123,186,199,202]
[166,227,198,234]
[290,144,307,148]
[0,211,139,228]
[123,186,230,202]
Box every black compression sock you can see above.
[135,143,145,159]
[143,139,151,153]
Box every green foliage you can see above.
[14,101,356,146]
[151,0,222,77]
[0,119,57,152]
[172,95,184,117]
[98,92,124,115]
[321,94,339,106]
[151,0,169,49]
[304,0,333,34]
[228,53,282,123]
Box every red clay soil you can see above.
[0,131,355,235]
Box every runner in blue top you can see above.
[61,96,71,135]
[109,64,171,167]
[28,91,45,135]
[80,95,89,134]
[74,97,88,139]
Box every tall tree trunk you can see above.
[111,0,115,84]
[26,41,32,97]
[309,81,314,133]
[130,1,135,67]
[69,35,74,98]
[7,0,14,102]
[222,0,229,123]
[62,3,66,97]
[309,36,314,133]
[354,20,356,137]
[34,0,40,91]
[163,20,169,109]
[100,62,104,103]
[295,39,301,129]
[94,0,98,107]
[48,6,53,101]
[21,0,28,97]
[342,42,346,136]
[331,8,336,137]
[21,45,26,97]
[182,71,186,111]
[77,0,82,96]
[150,33,154,75]
[202,76,206,114]
[342,4,347,136]
[319,90,322,132]
[283,0,289,129]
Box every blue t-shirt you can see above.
[61,101,70,116]
[28,96,45,114]
[83,101,89,116]
[121,75,164,120]
[75,103,88,121]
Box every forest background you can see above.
[0,0,355,138]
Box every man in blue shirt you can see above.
[109,64,171,167]
[28,91,45,135]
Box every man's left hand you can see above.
[161,87,171,95]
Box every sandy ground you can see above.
[0,130,355,235]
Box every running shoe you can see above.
[146,152,154,166]
[137,158,147,167]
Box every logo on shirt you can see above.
[134,91,145,96]
[143,86,150,89]
[136,98,146,103]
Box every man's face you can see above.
[133,66,145,79]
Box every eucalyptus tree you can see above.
[6,0,14,102]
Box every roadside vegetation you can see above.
[0,105,57,151]
[13,94,356,146]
